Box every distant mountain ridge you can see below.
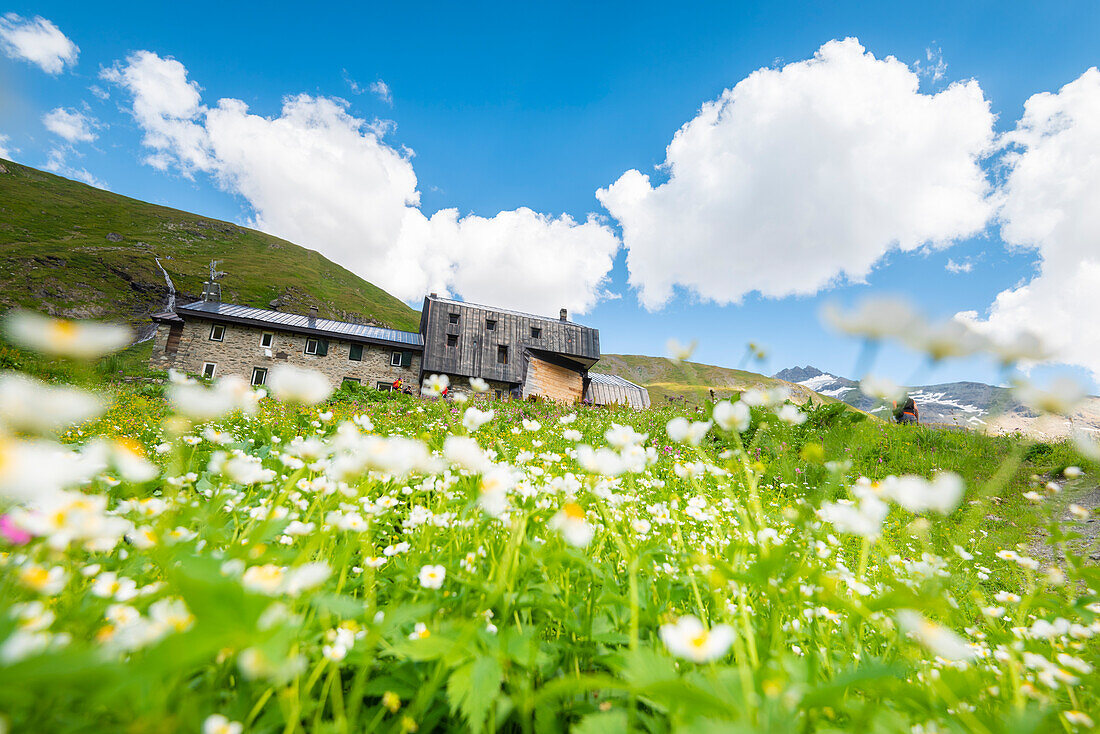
[774,365,1100,439]
[597,355,843,408]
[773,365,1022,426]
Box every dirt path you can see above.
[1029,479,1100,565]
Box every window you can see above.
[377,382,392,392]
[304,338,328,356]
[209,323,225,341]
[447,334,458,347]
[343,377,361,387]
[251,367,267,386]
[260,332,273,348]
[497,345,508,364]
[448,312,459,325]
[390,350,402,366]
[530,327,542,339]
[202,362,217,379]
[486,319,496,331]
[349,344,363,361]
[494,390,502,400]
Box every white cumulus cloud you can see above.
[597,38,996,310]
[43,107,97,143]
[370,80,393,105]
[0,14,78,74]
[0,133,12,159]
[103,51,618,315]
[945,258,973,274]
[43,149,108,190]
[960,68,1100,381]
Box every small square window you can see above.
[377,381,392,391]
[305,338,320,355]
[260,332,273,348]
[486,319,496,331]
[448,313,459,325]
[202,362,217,379]
[209,324,225,341]
[447,334,458,347]
[349,344,363,361]
[497,345,508,364]
[251,367,267,386]
[390,350,402,366]
[343,377,361,387]
[530,327,541,339]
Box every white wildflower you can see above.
[896,609,976,661]
[422,374,449,397]
[666,338,697,362]
[659,615,735,663]
[418,564,445,589]
[267,365,333,405]
[3,311,131,359]
[0,373,104,434]
[550,503,595,547]
[712,400,750,433]
[1013,377,1087,416]
[203,714,244,734]
[859,375,906,403]
[462,407,495,432]
[666,417,711,446]
[775,404,807,425]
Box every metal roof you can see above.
[427,294,592,328]
[176,300,423,347]
[587,372,645,390]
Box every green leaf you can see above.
[388,633,456,662]
[310,592,366,618]
[572,710,628,734]
[616,647,677,688]
[447,656,503,733]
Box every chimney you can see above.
[430,292,438,298]
[559,308,568,321]
[309,305,318,319]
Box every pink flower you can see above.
[0,515,32,545]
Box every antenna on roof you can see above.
[201,259,224,302]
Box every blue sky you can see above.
[2,1,1099,390]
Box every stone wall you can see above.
[150,317,421,389]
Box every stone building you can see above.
[149,279,649,407]
[150,300,422,390]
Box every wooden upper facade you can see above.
[417,295,600,385]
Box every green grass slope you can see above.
[597,353,838,407]
[0,159,420,331]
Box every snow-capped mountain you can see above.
[772,366,1029,428]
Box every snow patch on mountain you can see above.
[908,389,987,425]
[788,370,857,399]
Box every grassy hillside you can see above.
[0,159,420,331]
[597,353,837,407]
